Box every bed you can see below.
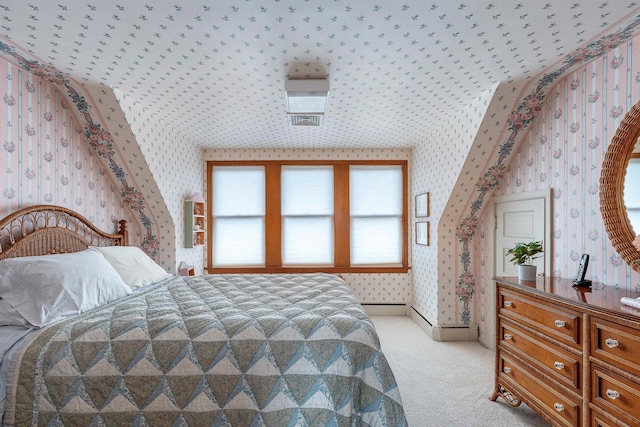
[0,205,407,426]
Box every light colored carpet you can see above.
[371,316,550,427]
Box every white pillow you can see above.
[91,245,171,289]
[0,249,132,327]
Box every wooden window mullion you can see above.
[206,162,214,269]
[334,164,350,267]
[265,164,281,267]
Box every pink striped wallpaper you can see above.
[0,60,134,234]
[476,37,640,339]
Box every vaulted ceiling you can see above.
[1,1,638,149]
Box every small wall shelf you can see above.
[185,195,205,248]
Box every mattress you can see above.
[3,273,407,426]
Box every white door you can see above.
[482,189,551,350]
[495,197,546,277]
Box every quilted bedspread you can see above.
[4,273,407,426]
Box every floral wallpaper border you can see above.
[454,15,640,324]
[0,41,160,258]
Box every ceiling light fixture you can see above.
[285,78,329,126]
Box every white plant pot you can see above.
[518,265,537,281]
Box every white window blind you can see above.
[212,166,265,266]
[281,165,334,265]
[350,165,403,265]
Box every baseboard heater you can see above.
[409,305,478,342]
[361,303,408,316]
[411,305,432,326]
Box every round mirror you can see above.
[600,101,640,273]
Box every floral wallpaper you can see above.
[0,57,136,238]
[1,2,636,151]
[0,3,639,333]
[116,92,205,274]
[0,43,179,272]
[409,29,624,327]
[410,87,498,324]
[475,32,640,341]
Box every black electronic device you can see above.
[572,253,592,287]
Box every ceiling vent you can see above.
[285,79,329,127]
[288,113,323,127]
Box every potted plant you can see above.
[506,241,543,281]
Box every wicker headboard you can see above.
[0,205,128,260]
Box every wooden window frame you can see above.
[206,160,409,274]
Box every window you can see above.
[206,160,408,273]
[211,166,265,266]
[281,165,334,266]
[350,165,403,266]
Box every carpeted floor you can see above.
[371,316,550,427]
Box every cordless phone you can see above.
[572,253,592,287]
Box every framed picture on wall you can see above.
[415,221,430,246]
[415,192,429,217]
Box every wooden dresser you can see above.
[491,277,640,426]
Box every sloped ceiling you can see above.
[1,1,639,149]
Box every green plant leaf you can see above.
[505,241,543,265]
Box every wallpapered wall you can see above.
[411,77,547,327]
[411,87,497,324]
[204,148,413,304]
[4,28,639,332]
[0,60,136,237]
[475,35,640,341]
[0,40,179,273]
[114,91,205,274]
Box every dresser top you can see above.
[494,276,640,320]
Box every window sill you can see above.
[205,266,409,274]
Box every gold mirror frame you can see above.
[600,101,640,273]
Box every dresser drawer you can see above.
[591,413,614,427]
[592,317,640,377]
[499,288,581,348]
[592,365,640,426]
[500,320,581,390]
[591,411,619,427]
[590,406,629,427]
[499,353,580,426]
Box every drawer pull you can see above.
[606,389,620,400]
[554,320,565,328]
[553,403,564,412]
[503,367,512,374]
[504,301,513,308]
[553,361,565,370]
[503,333,512,340]
[605,338,619,349]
